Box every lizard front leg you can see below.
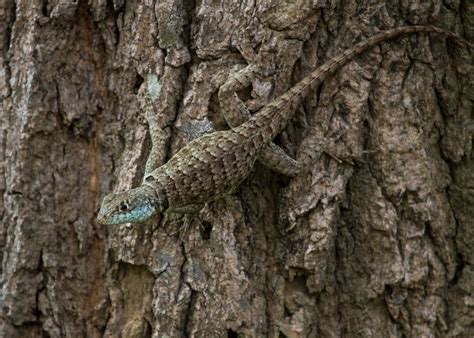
[164,203,205,215]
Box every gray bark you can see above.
[1,0,473,337]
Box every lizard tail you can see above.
[241,25,473,144]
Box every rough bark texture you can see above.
[1,0,473,337]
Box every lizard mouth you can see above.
[96,209,111,225]
[96,213,106,224]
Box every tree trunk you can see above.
[1,0,473,337]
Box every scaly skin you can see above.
[97,26,472,225]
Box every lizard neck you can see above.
[143,179,169,212]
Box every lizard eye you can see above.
[145,175,155,182]
[119,203,129,212]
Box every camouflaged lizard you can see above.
[97,26,472,225]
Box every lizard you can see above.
[97,25,473,225]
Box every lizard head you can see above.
[97,186,159,225]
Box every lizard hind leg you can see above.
[218,29,273,128]
[218,64,260,128]
[259,143,305,177]
[218,66,307,176]
[219,32,316,176]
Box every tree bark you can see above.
[1,0,473,337]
